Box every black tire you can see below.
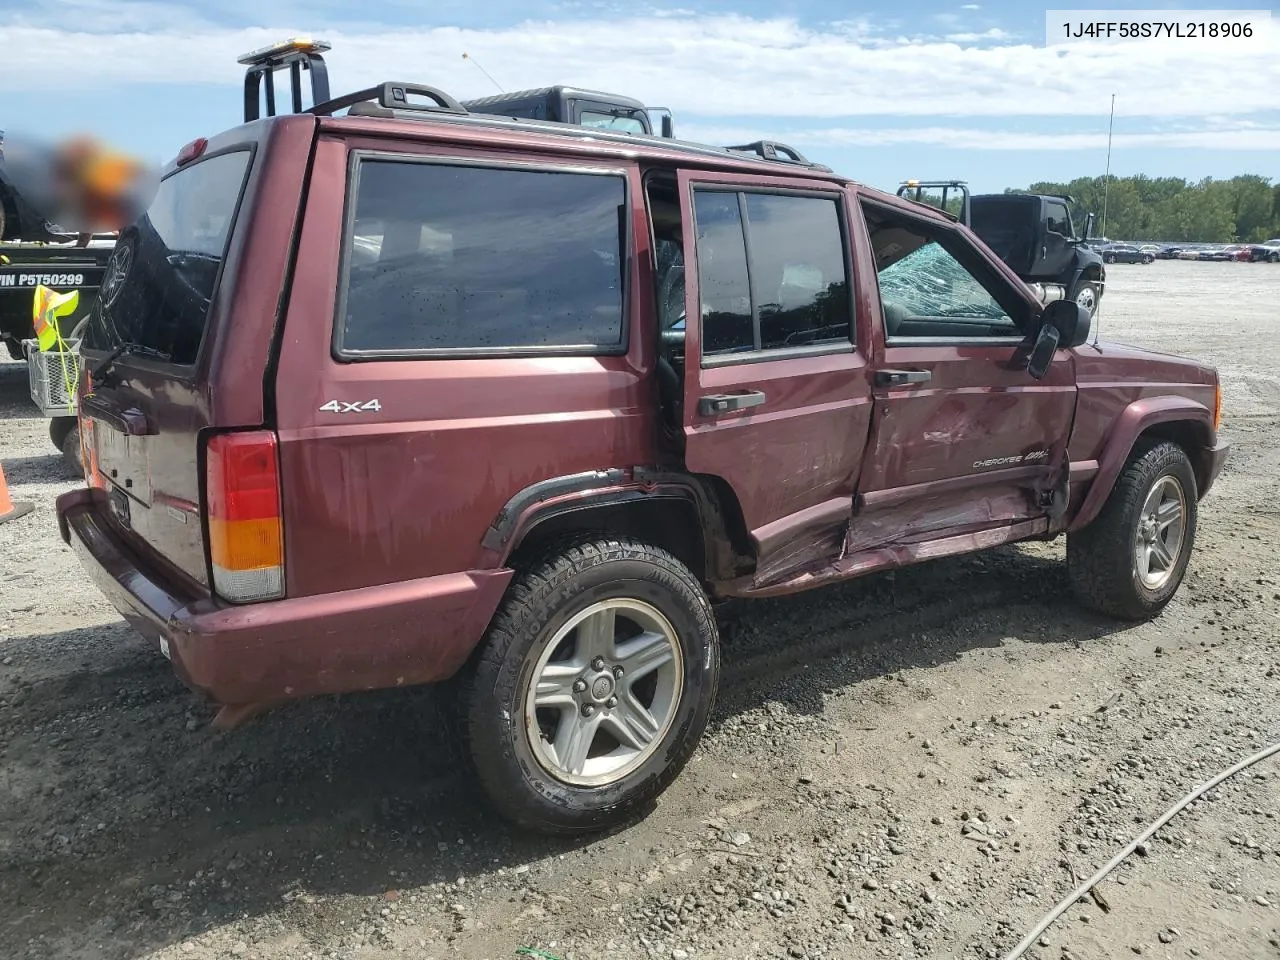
[1103,253,1115,264]
[49,416,76,451]
[1142,254,1154,264]
[61,425,84,476]
[1068,440,1198,620]
[462,537,720,835]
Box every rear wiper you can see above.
[89,340,171,384]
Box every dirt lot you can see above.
[2,260,1278,960]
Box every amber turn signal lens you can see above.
[1213,382,1223,432]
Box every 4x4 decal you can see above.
[319,399,382,414]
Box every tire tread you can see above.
[459,535,718,835]
[1068,439,1197,620]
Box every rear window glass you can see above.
[580,111,647,134]
[339,160,628,356]
[83,150,250,365]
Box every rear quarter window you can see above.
[336,158,629,357]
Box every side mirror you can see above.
[1043,297,1092,347]
[1027,323,1060,380]
[1083,212,1096,240]
[661,114,674,139]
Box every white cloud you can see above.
[0,11,1276,121]
[682,123,1280,152]
[961,3,982,10]
[944,28,1012,42]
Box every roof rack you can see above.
[239,38,333,122]
[312,82,467,118]
[234,39,836,176]
[725,140,830,171]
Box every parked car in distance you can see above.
[1102,244,1154,264]
[1157,245,1185,259]
[1236,244,1280,263]
[56,38,1231,836]
[1201,246,1234,262]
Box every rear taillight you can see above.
[206,431,284,603]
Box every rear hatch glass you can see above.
[81,149,253,587]
[83,150,251,364]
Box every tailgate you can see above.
[74,125,305,591]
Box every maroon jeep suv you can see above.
[57,53,1228,835]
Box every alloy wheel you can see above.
[524,598,684,787]
[1134,475,1187,589]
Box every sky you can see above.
[0,0,1277,194]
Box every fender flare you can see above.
[1067,256,1105,297]
[477,467,747,578]
[1068,395,1214,532]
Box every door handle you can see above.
[875,369,932,387]
[699,390,766,416]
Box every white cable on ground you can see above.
[1002,738,1280,960]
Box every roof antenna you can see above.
[462,52,505,93]
[1093,92,1115,347]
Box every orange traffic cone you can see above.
[0,462,34,524]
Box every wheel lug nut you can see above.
[572,679,587,693]
[592,657,606,671]
[582,704,596,717]
[613,666,624,679]
[606,697,617,709]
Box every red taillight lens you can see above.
[206,431,284,602]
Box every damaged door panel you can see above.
[849,198,1076,555]
[675,170,872,584]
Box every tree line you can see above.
[1011,175,1280,244]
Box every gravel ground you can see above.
[2,259,1278,960]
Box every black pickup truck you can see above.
[897,180,1107,318]
[1,129,115,358]
[0,240,111,359]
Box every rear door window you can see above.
[691,188,852,362]
[83,150,251,366]
[337,159,628,357]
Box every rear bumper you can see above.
[56,488,513,706]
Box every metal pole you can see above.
[1101,93,1115,238]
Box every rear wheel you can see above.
[61,426,84,476]
[1141,253,1155,264]
[462,538,720,834]
[49,418,83,475]
[1068,440,1197,620]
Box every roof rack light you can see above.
[238,37,333,123]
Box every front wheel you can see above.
[462,538,720,835]
[1068,440,1198,620]
[1142,254,1154,264]
[1072,280,1102,318]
